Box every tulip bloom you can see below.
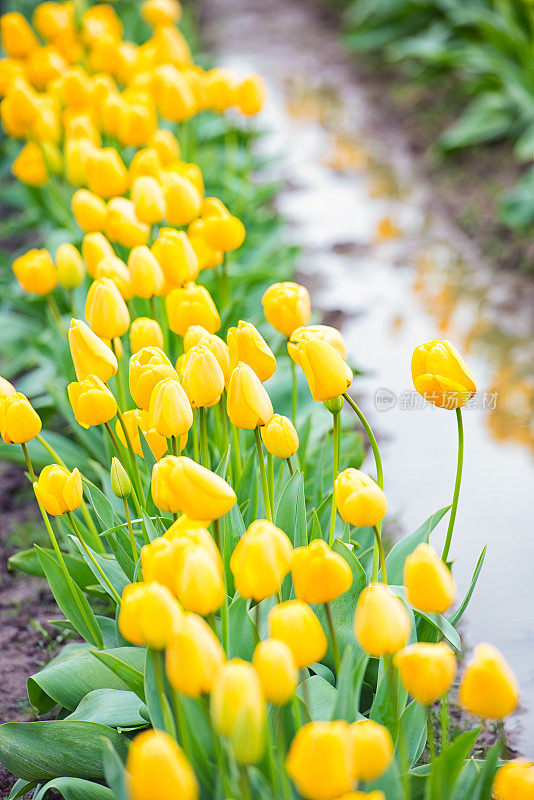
[493,760,534,800]
[227,362,273,430]
[129,317,164,354]
[13,249,57,295]
[1,13,39,58]
[126,729,199,800]
[105,198,149,249]
[119,582,183,650]
[85,277,130,340]
[175,545,225,616]
[86,147,128,199]
[230,519,293,601]
[261,413,299,459]
[95,254,133,301]
[286,721,353,800]
[128,246,164,299]
[354,583,411,656]
[68,318,118,383]
[150,128,181,163]
[459,643,519,720]
[81,232,115,279]
[183,327,230,385]
[291,539,352,604]
[404,543,455,614]
[202,212,245,252]
[34,465,83,516]
[350,720,394,782]
[181,344,225,409]
[163,172,202,227]
[0,392,42,444]
[236,74,266,116]
[334,468,387,528]
[151,455,236,519]
[262,281,311,337]
[12,142,48,187]
[268,600,327,668]
[298,338,352,402]
[129,347,177,411]
[149,378,193,439]
[116,408,169,461]
[55,243,85,290]
[166,283,220,336]
[132,175,166,225]
[411,339,476,410]
[394,643,457,705]
[227,321,276,383]
[68,375,117,428]
[288,325,347,366]
[151,229,199,287]
[166,612,225,697]
[253,639,297,705]
[210,659,266,764]
[71,189,107,233]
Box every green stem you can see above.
[213,518,229,654]
[171,435,179,456]
[110,339,126,414]
[267,451,274,519]
[104,422,148,544]
[231,422,242,482]
[442,408,464,563]
[290,357,298,425]
[199,406,209,468]
[291,692,303,731]
[329,412,341,546]
[373,525,388,584]
[264,713,280,796]
[254,427,272,522]
[192,409,200,463]
[46,294,65,335]
[218,398,232,482]
[324,602,340,673]
[66,511,121,605]
[286,457,294,476]
[115,406,144,500]
[427,707,436,760]
[172,690,193,759]
[123,497,138,562]
[21,443,36,482]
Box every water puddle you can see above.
[203,0,534,748]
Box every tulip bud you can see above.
[68,318,118,383]
[230,519,292,601]
[334,468,387,528]
[411,339,476,410]
[128,246,165,299]
[126,729,198,800]
[116,408,169,461]
[166,612,225,697]
[152,229,199,287]
[181,344,225,409]
[459,643,519,720]
[210,659,266,764]
[150,128,181,164]
[237,74,266,116]
[149,378,193,439]
[183,327,230,385]
[119,581,183,649]
[253,639,297,705]
[95,254,133,301]
[176,544,225,616]
[261,414,299,459]
[130,317,164,354]
[268,599,327,668]
[81,232,115,279]
[129,347,177,410]
[204,68,236,112]
[111,456,131,498]
[65,138,95,187]
[132,175,166,225]
[262,281,311,337]
[85,277,130,340]
[202,213,245,252]
[227,320,276,382]
[166,283,220,336]
[0,392,42,444]
[142,0,182,26]
[13,249,57,296]
[72,189,107,233]
[12,142,48,187]
[118,100,158,149]
[105,197,149,249]
[298,338,352,402]
[86,147,128,199]
[154,64,196,122]
[1,13,39,59]
[493,760,534,800]
[55,243,85,290]
[151,455,236,519]
[404,543,455,614]
[354,583,411,656]
[350,719,394,782]
[34,465,83,516]
[227,362,273,430]
[163,172,202,227]
[68,374,117,428]
[286,721,353,800]
[288,325,347,366]
[394,642,457,705]
[291,539,352,604]
[324,396,344,415]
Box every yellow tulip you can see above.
[163,171,202,227]
[81,232,115,279]
[132,175,166,225]
[227,362,273,430]
[129,346,177,411]
[166,612,225,697]
[95,254,133,301]
[151,455,236,519]
[0,392,42,444]
[286,721,353,800]
[149,378,193,439]
[291,539,352,604]
[154,64,196,122]
[13,249,57,295]
[227,320,276,382]
[55,243,85,290]
[204,68,236,112]
[253,639,297,705]
[262,281,311,337]
[268,600,327,668]
[152,229,199,286]
[404,543,455,614]
[119,581,183,650]
[34,465,83,516]
[150,128,181,164]
[230,519,293,601]
[459,643,519,720]
[493,760,534,800]
[210,659,266,764]
[183,327,230,385]
[129,146,162,183]
[202,213,245,252]
[68,318,118,383]
[181,344,225,409]
[68,374,117,428]
[1,13,39,59]
[116,408,169,461]
[298,338,352,402]
[66,138,95,187]
[85,277,130,340]
[349,719,394,782]
[261,414,299,459]
[126,729,198,800]
[354,583,411,656]
[142,0,182,26]
[86,147,128,199]
[411,339,476,410]
[175,544,225,616]
[334,469,387,528]
[128,246,165,299]
[117,100,157,149]
[12,140,49,186]
[130,318,164,354]
[394,643,457,705]
[288,325,346,366]
[166,283,220,336]
[105,197,149,249]
[0,377,16,398]
[236,74,266,116]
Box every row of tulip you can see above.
[0,2,531,800]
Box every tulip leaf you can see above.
[90,648,146,702]
[228,596,256,661]
[370,657,408,738]
[457,739,501,800]
[332,644,357,721]
[448,546,486,627]
[0,721,128,782]
[223,502,246,595]
[7,779,38,800]
[275,469,307,548]
[423,727,481,800]
[144,649,176,736]
[35,545,104,650]
[401,699,427,767]
[297,675,337,721]
[64,688,147,729]
[102,739,129,800]
[50,615,118,649]
[9,546,95,588]
[70,535,130,598]
[385,506,451,586]
[33,778,115,800]
[83,479,117,530]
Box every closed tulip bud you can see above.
[253,639,297,705]
[354,583,411,656]
[227,362,273,430]
[349,719,393,782]
[227,320,276,382]
[150,128,181,164]
[141,536,176,590]
[116,408,169,461]
[210,659,266,765]
[129,147,162,184]
[1,13,39,59]
[149,378,193,438]
[202,213,245,252]
[81,232,115,279]
[110,456,131,498]
[334,469,387,528]
[119,581,183,650]
[85,277,130,340]
[128,246,165,299]
[129,347,177,411]
[176,545,225,616]
[262,281,311,337]
[298,338,352,402]
[459,643,519,720]
[184,327,230,385]
[291,539,352,604]
[166,283,220,336]
[86,147,128,199]
[163,172,202,227]
[69,318,118,383]
[154,64,196,122]
[269,600,327,668]
[324,396,344,415]
[55,243,85,290]
[394,643,457,705]
[288,325,347,366]
[493,760,534,800]
[181,345,225,409]
[34,465,83,516]
[204,68,236,112]
[166,612,225,697]
[12,142,48,187]
[118,101,158,149]
[230,519,292,601]
[404,543,455,614]
[95,254,133,301]
[130,318,164,354]
[152,229,199,286]
[105,197,149,249]
[0,392,42,444]
[237,74,266,116]
[261,414,299,459]
[132,175,166,225]
[126,729,198,800]
[13,249,57,296]
[68,374,117,429]
[286,721,353,800]
[65,138,95,187]
[411,339,476,410]
[151,455,236,519]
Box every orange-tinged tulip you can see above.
[227,362,273,430]
[286,721,353,800]
[129,346,177,411]
[129,317,164,354]
[0,392,42,444]
[13,249,57,295]
[34,465,83,516]
[354,583,411,656]
[166,612,225,697]
[68,318,118,383]
[166,283,220,336]
[151,455,236,519]
[253,639,297,705]
[411,339,476,410]
[181,344,225,409]
[126,729,198,800]
[404,543,455,614]
[291,539,352,604]
[68,375,117,428]
[230,519,293,601]
[394,643,457,705]
[227,320,276,382]
[262,281,311,337]
[128,246,164,299]
[268,600,327,668]
[261,414,299,459]
[149,377,193,438]
[152,229,199,286]
[459,643,519,720]
[85,277,130,340]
